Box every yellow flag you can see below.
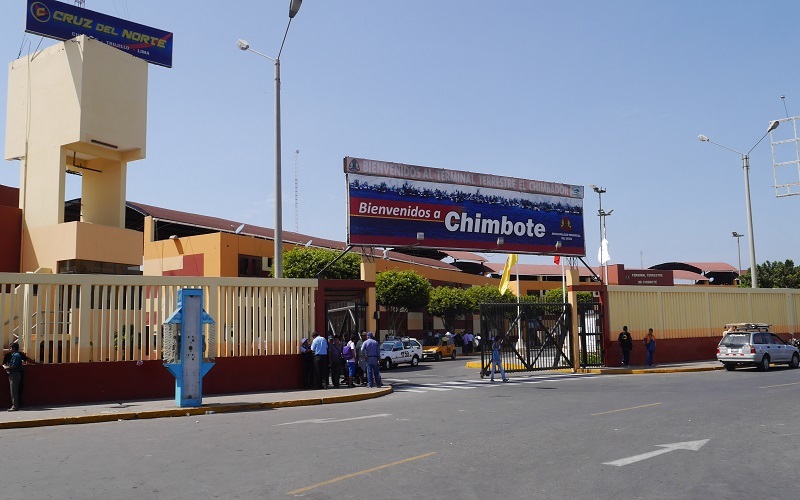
[498,253,518,294]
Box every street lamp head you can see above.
[289,0,303,18]
[590,185,606,194]
[768,120,780,132]
[732,231,743,238]
[237,39,250,51]
[698,134,709,142]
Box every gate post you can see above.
[566,269,581,372]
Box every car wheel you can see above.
[411,355,419,367]
[757,355,770,372]
[383,358,392,370]
[790,353,800,369]
[451,350,457,360]
[723,363,736,371]
[435,352,442,362]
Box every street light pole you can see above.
[237,0,303,279]
[698,120,779,288]
[589,185,613,283]
[732,231,743,281]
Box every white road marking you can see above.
[603,439,710,466]
[389,373,598,396]
[274,413,392,426]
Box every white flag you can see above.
[598,238,611,265]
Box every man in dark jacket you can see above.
[618,326,633,367]
[4,342,37,411]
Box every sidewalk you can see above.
[0,386,392,430]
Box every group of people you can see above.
[617,326,657,367]
[300,331,383,390]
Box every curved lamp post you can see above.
[237,0,303,278]
[698,120,779,288]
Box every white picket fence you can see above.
[0,273,317,363]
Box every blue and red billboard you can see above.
[25,0,173,68]
[345,157,586,256]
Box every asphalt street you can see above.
[1,361,798,499]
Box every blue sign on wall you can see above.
[25,0,173,68]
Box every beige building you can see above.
[5,36,145,274]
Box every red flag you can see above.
[554,255,560,265]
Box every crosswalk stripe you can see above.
[390,373,597,395]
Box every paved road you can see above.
[1,362,797,499]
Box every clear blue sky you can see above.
[2,1,799,272]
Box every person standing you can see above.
[463,330,474,355]
[344,334,358,388]
[310,332,329,389]
[299,337,315,389]
[644,328,657,367]
[356,331,367,386]
[3,342,37,411]
[618,326,633,367]
[328,335,343,388]
[361,332,382,388]
[490,334,508,383]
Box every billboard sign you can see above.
[345,157,585,256]
[25,0,173,67]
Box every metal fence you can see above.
[578,301,604,367]
[0,273,317,363]
[478,302,573,376]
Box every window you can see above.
[770,334,787,345]
[238,255,270,278]
[58,259,142,275]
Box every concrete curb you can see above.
[581,366,723,375]
[464,360,722,375]
[0,387,393,430]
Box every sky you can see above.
[1,0,799,272]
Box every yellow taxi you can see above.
[422,335,458,361]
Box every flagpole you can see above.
[516,258,522,350]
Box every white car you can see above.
[379,337,422,369]
[716,323,800,371]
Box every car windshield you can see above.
[380,342,394,351]
[423,337,441,347]
[720,333,751,347]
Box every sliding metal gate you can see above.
[478,302,573,376]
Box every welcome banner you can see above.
[344,157,586,256]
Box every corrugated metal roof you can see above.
[127,201,458,271]
[483,262,597,277]
[443,250,488,263]
[673,270,710,282]
[650,261,737,273]
[682,262,738,273]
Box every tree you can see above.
[375,270,431,335]
[738,260,800,289]
[465,285,516,312]
[542,288,594,303]
[283,247,361,279]
[427,287,473,333]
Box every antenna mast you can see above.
[74,0,85,6]
[294,149,300,232]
